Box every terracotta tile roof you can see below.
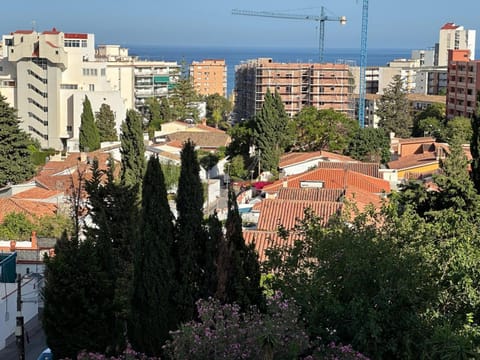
[165,140,184,149]
[279,151,357,168]
[12,188,62,201]
[0,198,57,223]
[196,123,226,133]
[13,30,34,34]
[397,136,435,145]
[387,152,438,170]
[243,230,300,262]
[344,186,386,212]
[316,161,381,178]
[255,199,342,231]
[166,131,231,148]
[276,188,344,202]
[441,22,460,30]
[264,168,390,194]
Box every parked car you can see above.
[37,348,53,360]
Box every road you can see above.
[0,313,47,360]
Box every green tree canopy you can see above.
[345,127,391,163]
[0,94,36,187]
[443,116,472,145]
[205,93,232,129]
[120,109,146,190]
[79,95,100,151]
[293,106,359,152]
[376,75,413,138]
[170,78,200,121]
[95,103,118,142]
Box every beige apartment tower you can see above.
[234,58,353,120]
[190,59,227,97]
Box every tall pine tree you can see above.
[130,155,176,356]
[376,75,413,138]
[42,233,114,359]
[216,186,264,309]
[96,103,118,142]
[173,139,208,323]
[0,94,36,187]
[79,95,100,151]
[471,93,480,193]
[120,109,146,190]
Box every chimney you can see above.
[9,240,16,252]
[31,231,38,249]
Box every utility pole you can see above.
[16,273,25,360]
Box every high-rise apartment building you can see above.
[0,29,126,151]
[190,59,227,97]
[234,58,353,120]
[446,49,480,119]
[437,23,476,66]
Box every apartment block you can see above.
[437,23,476,66]
[234,58,353,120]
[190,59,227,97]
[446,49,480,119]
[96,45,180,115]
[0,29,126,151]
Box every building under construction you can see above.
[234,58,354,120]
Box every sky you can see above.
[2,0,480,50]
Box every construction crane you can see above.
[358,0,369,128]
[232,7,346,63]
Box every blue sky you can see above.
[2,0,479,50]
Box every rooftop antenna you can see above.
[31,20,36,31]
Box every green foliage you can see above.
[170,78,200,121]
[0,212,34,240]
[294,106,359,152]
[159,97,174,123]
[43,233,116,359]
[0,94,36,187]
[79,96,100,151]
[346,127,390,163]
[376,75,413,138]
[164,295,311,360]
[443,116,472,145]
[199,152,220,175]
[174,139,209,323]
[205,93,232,129]
[95,103,118,142]
[412,103,445,137]
[120,110,146,190]
[471,94,480,193]
[130,156,176,355]
[30,148,56,166]
[228,155,248,179]
[216,186,264,309]
[253,89,291,175]
[162,161,181,191]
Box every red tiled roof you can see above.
[344,186,386,212]
[279,151,357,168]
[244,230,300,262]
[264,168,390,194]
[165,140,184,149]
[316,161,381,178]
[441,22,459,30]
[42,28,60,35]
[0,198,57,223]
[64,33,88,39]
[196,123,226,133]
[13,30,34,34]
[166,131,230,148]
[12,188,62,201]
[276,188,344,202]
[387,152,438,170]
[255,199,342,231]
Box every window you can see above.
[81,40,87,47]
[89,84,95,91]
[101,68,106,76]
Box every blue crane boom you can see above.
[358,0,369,128]
[232,7,346,63]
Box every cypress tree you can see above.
[130,155,176,355]
[216,186,264,309]
[0,94,36,187]
[173,139,208,322]
[120,109,146,190]
[254,89,285,175]
[42,233,114,359]
[96,103,118,142]
[79,95,100,151]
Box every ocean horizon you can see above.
[124,45,466,95]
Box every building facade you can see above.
[190,59,227,97]
[437,22,476,67]
[446,49,480,119]
[234,58,354,120]
[0,29,126,151]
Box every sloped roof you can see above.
[279,151,357,168]
[316,161,381,178]
[12,188,63,201]
[255,199,342,231]
[166,131,230,148]
[387,152,438,170]
[276,188,344,202]
[243,230,300,262]
[0,198,57,223]
[441,22,460,30]
[263,168,390,194]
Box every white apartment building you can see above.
[96,45,180,116]
[437,22,475,66]
[0,28,126,151]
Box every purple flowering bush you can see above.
[164,292,310,359]
[74,343,161,360]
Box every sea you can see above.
[126,45,414,96]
